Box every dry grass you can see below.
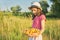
[0,15,60,40]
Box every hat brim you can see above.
[28,5,41,10]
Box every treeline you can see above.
[0,0,60,18]
[0,11,32,17]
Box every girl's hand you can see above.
[32,33,39,37]
[28,34,33,37]
[28,33,38,37]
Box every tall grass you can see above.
[0,12,60,40]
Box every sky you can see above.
[0,0,51,12]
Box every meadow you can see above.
[0,12,60,40]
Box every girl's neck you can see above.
[36,12,42,16]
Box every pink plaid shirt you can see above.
[32,14,46,30]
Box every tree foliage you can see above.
[50,0,60,17]
[39,1,49,15]
[11,5,21,16]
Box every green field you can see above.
[0,12,60,40]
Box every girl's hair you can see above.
[32,11,44,20]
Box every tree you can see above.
[39,1,49,15]
[11,5,21,16]
[50,0,60,17]
[50,0,60,3]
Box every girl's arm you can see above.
[40,20,45,34]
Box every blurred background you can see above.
[0,0,60,40]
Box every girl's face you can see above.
[31,8,41,16]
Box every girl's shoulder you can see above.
[39,14,46,20]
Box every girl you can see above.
[28,2,46,40]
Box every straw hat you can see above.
[29,2,42,10]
